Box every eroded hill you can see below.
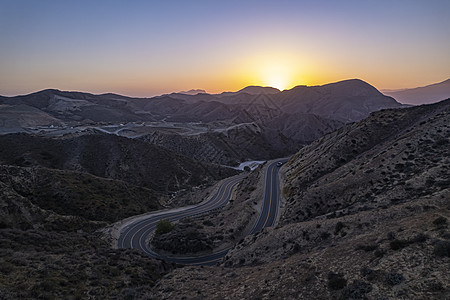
[152,99,450,299]
[0,132,237,193]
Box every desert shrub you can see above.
[385,272,404,286]
[320,231,331,240]
[360,267,381,281]
[433,216,447,227]
[0,262,14,275]
[0,221,9,229]
[155,219,174,236]
[122,288,138,300]
[334,222,344,235]
[360,267,372,278]
[328,272,347,290]
[374,248,386,258]
[410,233,428,243]
[389,239,409,250]
[386,231,395,240]
[341,280,372,299]
[202,220,214,226]
[356,244,378,252]
[434,138,448,147]
[433,240,450,257]
[291,243,301,254]
[427,280,444,292]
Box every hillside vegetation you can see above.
[0,174,173,299]
[0,131,236,299]
[281,99,450,224]
[0,132,237,193]
[152,99,450,299]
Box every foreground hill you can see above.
[0,175,172,299]
[0,130,239,298]
[281,98,449,224]
[152,99,450,299]
[0,132,237,193]
[382,79,450,105]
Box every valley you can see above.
[0,80,449,299]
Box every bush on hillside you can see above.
[155,219,174,236]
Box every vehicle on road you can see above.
[277,162,283,167]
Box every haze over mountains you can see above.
[382,79,450,105]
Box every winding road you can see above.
[118,158,287,265]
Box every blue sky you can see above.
[1,0,449,96]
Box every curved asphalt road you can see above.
[118,158,288,265]
[249,158,288,234]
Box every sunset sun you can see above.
[260,62,293,91]
[267,75,288,91]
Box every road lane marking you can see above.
[123,176,235,248]
[262,164,274,228]
[126,176,242,254]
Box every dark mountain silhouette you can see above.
[0,79,403,164]
[178,89,207,95]
[274,79,403,122]
[0,79,401,125]
[234,86,280,95]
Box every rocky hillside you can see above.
[0,130,241,298]
[152,99,450,299]
[140,124,297,166]
[281,98,449,224]
[0,132,237,193]
[0,165,164,226]
[0,177,173,299]
[0,129,241,299]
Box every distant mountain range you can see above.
[0,79,404,164]
[178,89,207,95]
[0,79,402,125]
[382,79,450,105]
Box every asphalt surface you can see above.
[250,158,288,234]
[118,158,287,265]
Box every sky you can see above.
[1,0,449,97]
